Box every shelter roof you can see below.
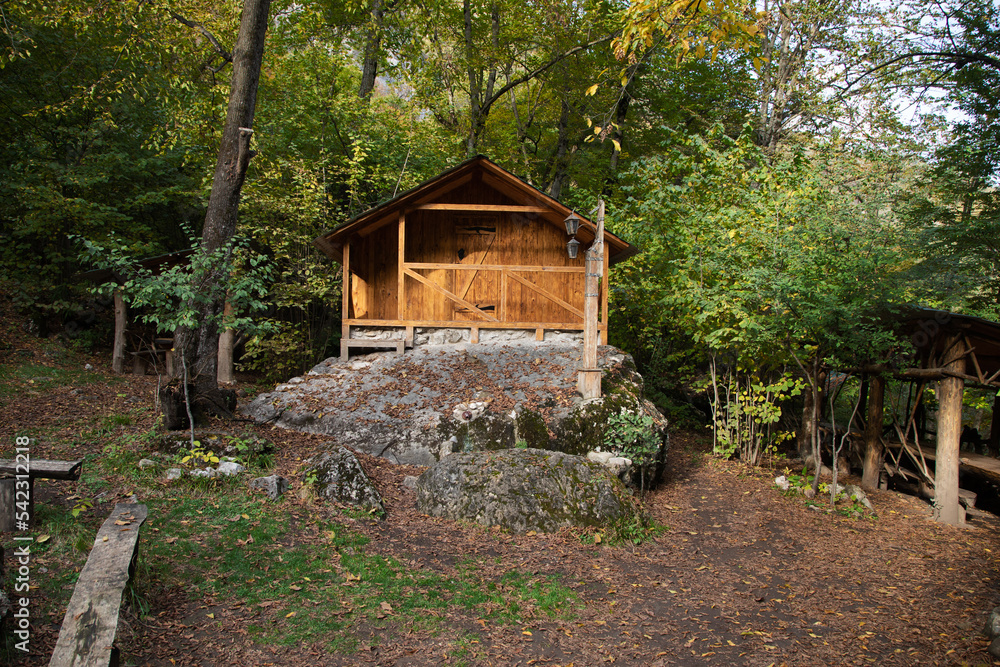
[314,155,639,266]
[902,306,1000,380]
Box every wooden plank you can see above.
[506,271,584,319]
[500,270,509,322]
[49,503,148,667]
[403,268,499,322]
[535,328,544,341]
[405,262,583,273]
[343,318,607,330]
[0,458,83,480]
[413,203,548,213]
[470,326,479,344]
[601,242,610,345]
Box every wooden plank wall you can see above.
[349,178,590,326]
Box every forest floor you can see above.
[1,321,999,666]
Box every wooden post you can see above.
[397,212,405,320]
[217,301,235,384]
[601,241,609,345]
[861,374,885,491]
[0,478,14,532]
[935,333,965,525]
[578,201,604,399]
[988,392,1000,457]
[112,289,127,374]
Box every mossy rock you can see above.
[415,448,639,533]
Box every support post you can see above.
[578,200,604,399]
[861,373,885,491]
[935,333,965,525]
[397,212,405,320]
[112,289,127,374]
[988,392,1000,457]
[217,301,235,384]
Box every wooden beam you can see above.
[413,203,549,213]
[405,262,583,273]
[601,241,610,345]
[470,326,479,344]
[935,333,964,525]
[500,269,509,322]
[343,318,605,330]
[397,213,405,320]
[355,173,476,239]
[49,503,148,667]
[506,271,584,319]
[536,328,544,341]
[456,233,497,300]
[403,267,499,321]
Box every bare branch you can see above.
[171,12,233,64]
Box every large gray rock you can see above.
[984,606,1000,639]
[415,448,637,533]
[241,344,668,472]
[303,446,384,513]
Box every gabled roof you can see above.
[313,155,639,265]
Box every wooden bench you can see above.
[0,458,84,530]
[340,337,413,361]
[49,503,148,667]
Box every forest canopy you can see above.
[1,0,997,398]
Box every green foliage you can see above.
[77,226,273,341]
[604,409,660,492]
[711,369,802,465]
[179,441,221,467]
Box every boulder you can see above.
[138,458,157,469]
[216,461,246,477]
[165,468,183,481]
[984,606,1000,639]
[302,446,384,513]
[415,448,638,534]
[249,475,289,501]
[241,344,668,478]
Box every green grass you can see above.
[134,484,581,652]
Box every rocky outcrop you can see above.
[415,448,638,533]
[302,446,384,513]
[241,343,668,471]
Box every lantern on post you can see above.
[564,211,581,258]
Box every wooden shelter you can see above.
[315,156,638,360]
[867,307,1000,525]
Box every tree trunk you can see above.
[358,0,385,100]
[171,0,271,420]
[861,373,885,491]
[935,334,965,525]
[112,289,127,374]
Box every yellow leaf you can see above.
[595,534,602,543]
[102,536,109,542]
[612,139,622,152]
[586,117,592,127]
[36,534,50,544]
[593,126,602,135]
[523,630,533,636]
[585,83,599,96]
[242,514,250,520]
[285,611,296,618]
[207,613,215,619]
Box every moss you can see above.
[553,393,639,456]
[516,410,549,449]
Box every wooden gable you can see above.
[313,156,639,357]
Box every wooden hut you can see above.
[869,308,1000,525]
[314,156,638,360]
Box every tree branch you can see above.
[171,12,233,64]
